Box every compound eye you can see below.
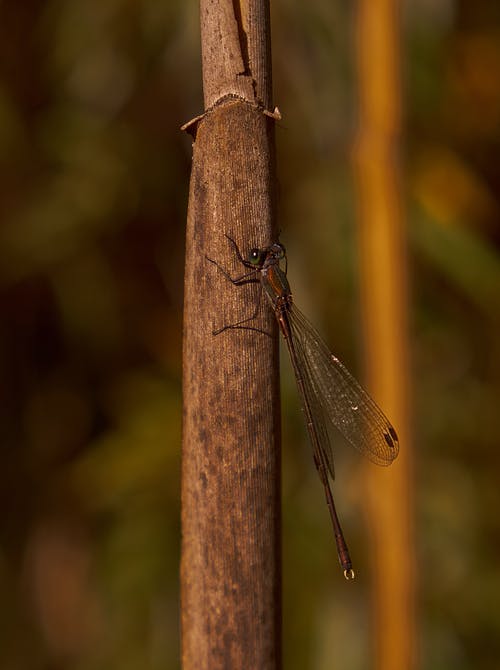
[249,248,262,265]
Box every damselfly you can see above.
[208,236,399,579]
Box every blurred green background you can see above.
[1,1,499,669]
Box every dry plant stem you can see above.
[353,0,417,669]
[182,1,280,669]
[200,0,273,109]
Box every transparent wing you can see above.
[288,305,399,466]
[283,320,337,480]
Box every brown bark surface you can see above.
[181,2,280,668]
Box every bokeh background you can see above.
[1,1,499,669]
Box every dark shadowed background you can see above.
[1,1,499,669]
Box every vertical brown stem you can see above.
[353,1,417,668]
[181,1,280,668]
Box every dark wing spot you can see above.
[389,425,398,443]
[384,431,396,449]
